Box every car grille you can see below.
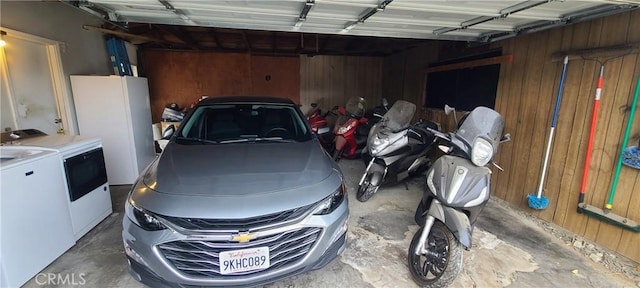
[160,204,313,231]
[157,227,323,278]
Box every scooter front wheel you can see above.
[408,221,463,288]
[357,178,379,202]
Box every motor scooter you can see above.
[332,97,369,161]
[306,103,336,152]
[407,105,510,287]
[357,100,439,202]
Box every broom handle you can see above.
[536,56,569,198]
[606,72,640,210]
[579,66,604,204]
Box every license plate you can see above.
[219,247,270,275]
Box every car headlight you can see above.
[125,198,167,231]
[471,137,493,166]
[313,183,346,215]
[337,121,356,134]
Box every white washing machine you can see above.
[1,146,75,287]
[3,129,113,240]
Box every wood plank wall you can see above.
[385,10,640,263]
[487,10,640,262]
[140,50,299,122]
[299,55,383,114]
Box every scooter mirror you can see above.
[311,103,318,108]
[500,133,512,143]
[444,104,456,115]
[382,98,389,108]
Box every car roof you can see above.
[197,96,296,106]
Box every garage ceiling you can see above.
[69,0,639,55]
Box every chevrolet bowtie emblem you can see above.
[231,233,256,243]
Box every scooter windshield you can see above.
[454,106,505,153]
[381,100,416,132]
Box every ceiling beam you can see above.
[157,25,202,50]
[424,54,514,73]
[272,32,277,53]
[210,28,225,50]
[83,25,163,43]
[241,31,252,52]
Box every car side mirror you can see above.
[162,125,175,140]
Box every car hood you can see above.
[132,140,342,218]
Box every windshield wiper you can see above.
[219,137,293,144]
[175,137,219,144]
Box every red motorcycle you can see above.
[306,103,337,152]
[333,97,369,161]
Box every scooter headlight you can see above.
[471,137,493,166]
[370,135,390,155]
[337,121,356,134]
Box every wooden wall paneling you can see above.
[563,18,604,235]
[583,56,626,240]
[611,56,640,261]
[507,32,551,209]
[518,29,564,214]
[382,52,406,105]
[491,38,516,200]
[345,57,383,109]
[584,11,632,242]
[537,25,577,222]
[250,56,300,103]
[594,53,638,251]
[616,11,640,263]
[491,38,514,200]
[550,22,593,227]
[141,51,254,122]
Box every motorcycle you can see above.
[306,103,337,152]
[407,105,510,287]
[357,100,439,202]
[332,97,369,161]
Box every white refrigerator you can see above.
[70,75,156,185]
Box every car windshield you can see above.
[175,103,312,144]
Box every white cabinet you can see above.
[1,149,75,287]
[70,75,156,185]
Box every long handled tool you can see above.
[528,56,569,210]
[578,71,640,232]
[578,65,604,205]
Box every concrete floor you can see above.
[24,159,637,288]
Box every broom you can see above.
[528,56,569,209]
